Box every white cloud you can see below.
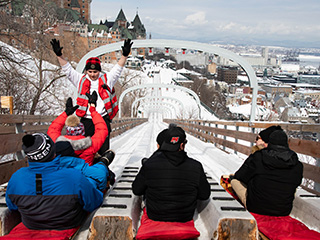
[185,11,208,25]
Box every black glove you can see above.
[65,97,79,116]
[102,84,108,90]
[50,38,63,56]
[121,39,133,57]
[86,91,98,106]
[107,168,116,186]
[141,157,148,165]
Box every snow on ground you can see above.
[0,41,73,115]
[228,103,272,120]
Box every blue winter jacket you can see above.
[5,155,103,230]
[59,155,108,191]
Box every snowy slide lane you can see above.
[185,134,243,181]
[109,118,168,176]
[110,119,244,181]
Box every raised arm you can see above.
[50,38,82,87]
[119,39,133,66]
[50,39,68,67]
[107,39,133,89]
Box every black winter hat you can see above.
[259,125,282,143]
[56,141,75,157]
[156,129,168,146]
[85,57,101,72]
[269,130,288,147]
[160,126,186,152]
[22,133,56,162]
[156,123,178,145]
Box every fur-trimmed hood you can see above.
[56,136,92,151]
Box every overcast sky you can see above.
[91,0,320,48]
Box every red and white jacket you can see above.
[47,106,108,166]
[76,75,118,120]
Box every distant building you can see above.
[272,75,297,83]
[217,66,238,84]
[295,89,320,101]
[262,84,292,95]
[280,107,301,123]
[298,75,320,85]
[52,0,91,23]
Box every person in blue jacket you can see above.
[56,140,114,191]
[5,133,103,230]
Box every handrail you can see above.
[164,119,320,196]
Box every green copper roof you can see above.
[70,0,80,8]
[115,8,127,22]
[88,24,109,32]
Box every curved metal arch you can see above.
[137,101,177,118]
[143,105,172,118]
[131,96,184,117]
[119,83,201,118]
[76,39,258,121]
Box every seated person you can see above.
[48,92,113,166]
[132,126,210,222]
[231,129,303,216]
[5,133,103,230]
[251,125,282,154]
[56,141,114,192]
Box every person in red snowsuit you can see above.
[48,92,107,166]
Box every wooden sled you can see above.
[220,175,320,240]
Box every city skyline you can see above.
[91,0,320,49]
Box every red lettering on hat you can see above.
[170,137,179,144]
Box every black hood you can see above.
[262,144,299,169]
[163,150,188,166]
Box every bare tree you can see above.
[114,68,146,118]
[0,0,71,115]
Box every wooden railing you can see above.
[164,119,320,196]
[0,114,147,184]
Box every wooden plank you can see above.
[0,159,28,185]
[0,133,24,155]
[23,125,49,133]
[0,115,56,124]
[289,138,320,159]
[217,218,257,240]
[0,126,15,135]
[88,216,133,240]
[167,119,320,133]
[189,123,256,143]
[185,128,252,156]
[303,163,320,183]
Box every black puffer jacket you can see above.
[234,144,303,216]
[132,151,210,222]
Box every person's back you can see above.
[132,126,210,222]
[5,133,103,230]
[48,95,108,166]
[234,129,303,216]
